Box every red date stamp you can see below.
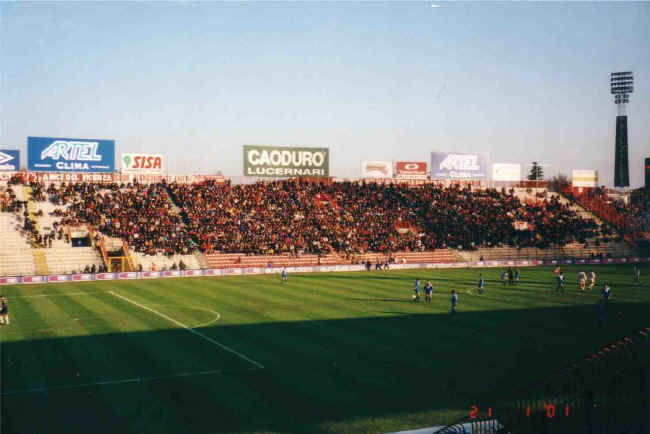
[470,404,570,419]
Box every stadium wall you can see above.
[2,257,648,286]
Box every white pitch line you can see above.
[11,292,100,298]
[108,291,264,369]
[189,307,221,328]
[1,367,259,396]
[12,292,221,328]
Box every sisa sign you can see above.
[121,153,164,174]
[28,137,115,172]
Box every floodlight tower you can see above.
[611,71,633,187]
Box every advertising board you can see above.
[431,152,488,179]
[0,150,19,171]
[572,170,598,188]
[243,145,329,177]
[492,163,521,181]
[361,160,393,178]
[121,153,164,174]
[28,137,115,172]
[2,258,650,286]
[395,161,427,179]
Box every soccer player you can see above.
[412,278,421,302]
[588,269,596,290]
[281,267,288,284]
[450,290,458,314]
[507,267,514,286]
[556,271,565,292]
[514,267,520,285]
[0,296,8,325]
[478,273,485,294]
[501,270,507,286]
[602,282,611,302]
[633,265,641,284]
[424,280,433,303]
[577,270,587,292]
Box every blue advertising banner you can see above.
[28,137,115,172]
[0,150,19,171]
[430,152,488,179]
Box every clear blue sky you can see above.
[1,1,649,186]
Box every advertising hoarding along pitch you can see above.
[395,161,427,179]
[572,170,598,188]
[28,137,115,173]
[0,150,19,171]
[121,153,164,174]
[243,145,329,177]
[431,152,488,179]
[492,163,521,181]
[362,161,393,178]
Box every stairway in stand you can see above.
[32,250,49,275]
[0,213,36,276]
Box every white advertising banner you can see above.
[362,161,393,178]
[572,170,598,187]
[492,163,521,181]
[121,153,164,174]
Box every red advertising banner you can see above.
[0,171,227,185]
[396,162,427,179]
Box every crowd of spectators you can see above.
[169,180,435,255]
[1,185,52,247]
[0,185,20,213]
[2,179,614,256]
[41,181,195,255]
[169,180,602,254]
[567,187,650,239]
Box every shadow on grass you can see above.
[2,301,649,434]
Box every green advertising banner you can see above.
[243,145,329,177]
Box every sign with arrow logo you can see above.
[0,150,19,171]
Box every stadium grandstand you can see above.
[3,3,649,434]
[0,175,645,277]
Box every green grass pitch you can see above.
[1,264,649,433]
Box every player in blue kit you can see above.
[281,267,288,284]
[478,274,485,294]
[556,271,565,292]
[450,290,458,314]
[602,282,611,301]
[412,278,421,302]
[424,280,433,303]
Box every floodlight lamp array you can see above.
[610,72,634,105]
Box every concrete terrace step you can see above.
[204,250,461,269]
[44,245,104,275]
[0,212,37,276]
[130,252,201,272]
[456,242,637,262]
